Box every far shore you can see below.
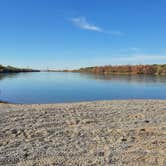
[42,64,166,76]
[1,64,166,75]
[0,64,40,73]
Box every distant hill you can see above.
[0,65,40,73]
[71,64,166,75]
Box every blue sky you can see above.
[0,0,166,69]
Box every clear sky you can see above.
[0,0,166,69]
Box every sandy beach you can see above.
[0,100,166,166]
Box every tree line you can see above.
[72,64,166,75]
[0,65,40,73]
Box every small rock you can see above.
[11,129,17,134]
[121,136,127,142]
[145,120,150,123]
[23,153,29,159]
[98,151,104,156]
[140,128,146,131]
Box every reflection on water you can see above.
[79,73,166,84]
[0,73,20,80]
[0,72,166,104]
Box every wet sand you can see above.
[0,100,166,166]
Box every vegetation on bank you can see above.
[0,65,40,73]
[71,64,166,75]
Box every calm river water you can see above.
[0,72,166,104]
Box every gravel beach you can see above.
[0,100,166,166]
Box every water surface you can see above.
[0,72,166,104]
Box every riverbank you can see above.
[0,100,166,165]
[0,65,40,73]
[70,64,166,75]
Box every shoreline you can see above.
[1,98,166,105]
[0,100,9,104]
[0,100,166,165]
